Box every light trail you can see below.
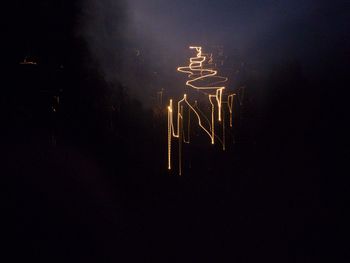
[177,46,227,121]
[167,46,237,175]
[227,94,236,128]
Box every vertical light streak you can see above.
[228,94,236,128]
[168,100,173,170]
[209,95,215,144]
[216,88,223,122]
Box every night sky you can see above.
[82,0,348,86]
[2,0,346,262]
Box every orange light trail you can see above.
[177,46,227,121]
[227,94,236,128]
[167,46,236,175]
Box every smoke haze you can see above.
[79,0,348,104]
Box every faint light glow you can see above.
[167,46,237,175]
[20,57,37,65]
[157,89,164,106]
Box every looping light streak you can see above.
[167,46,237,175]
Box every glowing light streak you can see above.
[20,57,37,65]
[227,94,236,128]
[167,101,172,170]
[167,46,236,175]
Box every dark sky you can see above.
[79,0,348,100]
[5,0,348,101]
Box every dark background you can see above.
[2,0,345,262]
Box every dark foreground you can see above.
[2,66,326,262]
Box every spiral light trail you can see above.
[167,46,236,175]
